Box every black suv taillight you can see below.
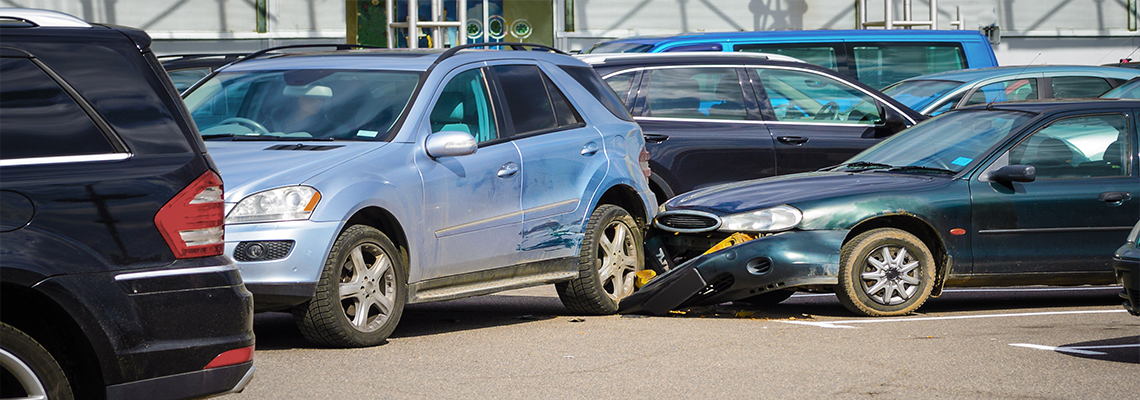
[154,171,225,258]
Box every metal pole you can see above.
[457,0,467,45]
[386,0,394,48]
[859,0,867,29]
[930,0,937,30]
[482,0,488,43]
[884,0,893,29]
[408,0,418,48]
[903,0,911,29]
[431,0,440,48]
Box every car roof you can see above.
[219,46,586,73]
[896,65,1140,84]
[598,29,989,46]
[575,51,804,66]
[956,98,1140,113]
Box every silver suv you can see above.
[183,43,656,347]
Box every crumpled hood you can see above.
[206,141,386,201]
[667,171,943,215]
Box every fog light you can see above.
[233,240,294,262]
[245,244,265,259]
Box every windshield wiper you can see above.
[231,135,336,141]
[201,133,236,140]
[838,161,894,171]
[888,165,957,174]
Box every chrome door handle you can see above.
[581,142,600,156]
[777,136,809,145]
[497,162,519,178]
[643,133,670,143]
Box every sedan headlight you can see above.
[226,186,321,224]
[718,205,802,233]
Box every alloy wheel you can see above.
[860,245,922,305]
[595,220,641,302]
[339,243,397,333]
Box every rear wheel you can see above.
[836,228,935,317]
[1,322,73,400]
[294,225,406,347]
[557,205,645,315]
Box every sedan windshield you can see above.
[842,110,1037,173]
[1100,77,1140,99]
[881,79,963,111]
[184,69,420,141]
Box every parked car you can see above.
[621,99,1139,317]
[159,53,245,92]
[579,52,923,201]
[580,30,999,89]
[181,43,656,347]
[1101,76,1140,99]
[883,65,1140,116]
[0,8,254,399]
[1115,221,1140,316]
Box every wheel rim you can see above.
[859,245,922,306]
[0,348,48,400]
[595,220,640,302]
[338,243,396,333]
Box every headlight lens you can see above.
[718,205,802,233]
[226,186,321,224]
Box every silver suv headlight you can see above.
[226,186,321,224]
[718,205,802,233]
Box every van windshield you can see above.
[184,69,421,141]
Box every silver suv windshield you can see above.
[840,110,1037,174]
[185,69,421,141]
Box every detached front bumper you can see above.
[620,230,847,315]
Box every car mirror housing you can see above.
[985,164,1036,183]
[425,130,477,158]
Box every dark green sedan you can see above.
[624,99,1139,317]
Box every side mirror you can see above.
[984,164,1036,183]
[879,104,908,134]
[425,130,477,158]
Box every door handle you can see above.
[1098,191,1131,205]
[497,162,519,178]
[643,133,670,143]
[777,136,809,145]
[581,142,600,156]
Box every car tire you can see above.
[294,225,406,347]
[1,322,73,400]
[836,228,935,317]
[557,204,645,315]
[737,289,796,306]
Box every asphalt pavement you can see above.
[234,285,1138,399]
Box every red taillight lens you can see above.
[155,171,225,258]
[638,147,652,178]
[204,346,254,369]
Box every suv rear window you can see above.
[560,66,634,122]
[0,58,114,160]
[493,65,584,136]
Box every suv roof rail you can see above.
[435,42,569,65]
[231,44,388,66]
[575,51,805,65]
[0,8,91,28]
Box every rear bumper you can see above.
[106,362,254,400]
[1113,256,1139,316]
[619,230,846,315]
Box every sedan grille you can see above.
[655,210,721,233]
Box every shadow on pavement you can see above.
[1061,336,1140,364]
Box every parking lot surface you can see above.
[237,286,1137,399]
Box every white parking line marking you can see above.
[1010,343,1106,355]
[774,309,1127,329]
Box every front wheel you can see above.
[557,205,645,315]
[1,322,74,400]
[835,228,935,317]
[294,225,407,347]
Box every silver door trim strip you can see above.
[0,153,130,167]
[115,265,237,282]
[978,226,1134,234]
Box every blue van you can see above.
[581,30,998,89]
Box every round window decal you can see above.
[466,19,482,39]
[487,15,506,40]
[510,19,532,39]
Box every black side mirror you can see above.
[985,164,1036,183]
[870,103,907,138]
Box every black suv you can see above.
[580,53,923,200]
[1,9,254,399]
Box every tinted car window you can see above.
[755,68,880,124]
[964,78,1038,106]
[1102,77,1140,98]
[493,65,561,135]
[1051,76,1112,98]
[544,72,583,128]
[167,67,212,93]
[851,44,966,89]
[0,58,114,160]
[644,67,746,120]
[735,44,839,70]
[603,71,636,103]
[561,65,634,121]
[430,68,499,143]
[1009,114,1131,179]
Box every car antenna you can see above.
[1094,34,1140,65]
[988,53,1040,110]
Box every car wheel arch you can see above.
[343,206,411,272]
[1,284,105,398]
[844,214,949,284]
[595,184,650,228]
[647,173,675,202]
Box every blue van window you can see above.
[851,44,966,89]
[735,44,838,70]
[645,67,746,120]
[663,43,723,52]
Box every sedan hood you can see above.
[206,141,386,201]
[668,171,944,215]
